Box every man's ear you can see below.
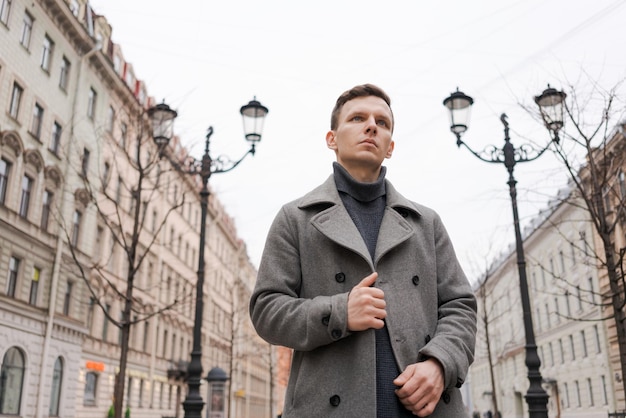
[385,140,395,159]
[326,131,337,150]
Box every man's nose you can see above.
[365,115,377,133]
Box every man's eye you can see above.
[352,116,363,121]
[377,120,388,127]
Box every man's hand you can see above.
[394,358,445,416]
[347,272,386,331]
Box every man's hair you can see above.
[330,84,393,131]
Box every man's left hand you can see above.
[393,358,444,416]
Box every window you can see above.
[9,82,23,119]
[558,339,564,364]
[587,378,594,406]
[127,377,133,406]
[81,148,90,177]
[0,158,11,204]
[101,162,110,189]
[41,190,53,230]
[554,297,560,324]
[71,210,81,246]
[142,321,149,352]
[83,372,98,406]
[50,121,62,154]
[569,334,575,360]
[20,11,33,48]
[0,347,25,414]
[601,375,608,405]
[49,357,63,416]
[575,380,581,407]
[162,329,168,357]
[62,281,73,315]
[94,226,104,261]
[563,382,569,408]
[41,34,54,71]
[86,297,95,334]
[588,277,595,304]
[102,303,110,341]
[106,106,115,133]
[19,174,33,217]
[619,170,626,198]
[29,267,40,305]
[603,185,612,212]
[0,0,11,25]
[120,122,127,148]
[87,88,97,120]
[7,256,20,298]
[113,54,122,74]
[115,177,122,204]
[594,325,602,354]
[138,379,144,407]
[581,330,588,357]
[30,103,44,138]
[59,56,70,91]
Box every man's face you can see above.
[326,96,394,178]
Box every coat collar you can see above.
[298,174,422,218]
[297,174,422,266]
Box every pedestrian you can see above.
[250,83,477,417]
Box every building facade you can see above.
[0,1,274,417]
[584,125,626,410]
[469,187,618,418]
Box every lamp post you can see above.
[443,86,566,418]
[148,98,269,418]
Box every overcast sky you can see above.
[88,0,626,279]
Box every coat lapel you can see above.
[375,208,414,264]
[311,204,372,265]
[298,173,422,268]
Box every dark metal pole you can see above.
[183,132,213,418]
[501,118,549,418]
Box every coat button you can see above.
[425,335,431,344]
[329,395,341,407]
[335,272,346,283]
[331,329,342,339]
[411,275,420,286]
[322,316,330,326]
[455,377,464,388]
[442,391,451,404]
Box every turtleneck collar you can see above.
[333,162,386,203]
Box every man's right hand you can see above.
[347,272,386,331]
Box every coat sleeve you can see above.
[417,211,477,390]
[249,205,351,351]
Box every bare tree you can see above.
[468,239,514,418]
[64,109,194,418]
[528,78,626,402]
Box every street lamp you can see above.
[148,97,269,418]
[443,86,566,418]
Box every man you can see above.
[250,84,477,417]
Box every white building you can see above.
[0,1,273,417]
[470,187,618,418]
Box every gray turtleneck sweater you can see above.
[333,162,413,418]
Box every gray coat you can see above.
[250,175,477,418]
